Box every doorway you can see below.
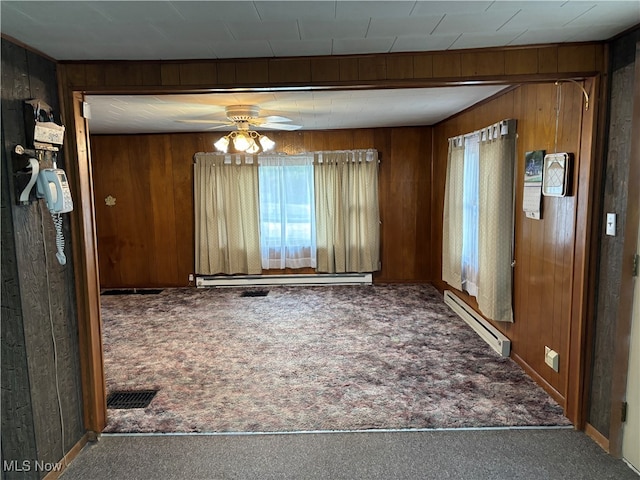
[622,197,640,472]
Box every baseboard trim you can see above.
[43,432,91,480]
[511,352,566,409]
[585,422,610,452]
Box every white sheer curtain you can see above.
[314,149,380,273]
[258,155,316,269]
[442,120,516,322]
[194,153,262,275]
[462,133,480,297]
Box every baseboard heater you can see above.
[443,290,511,357]
[196,273,373,288]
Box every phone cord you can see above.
[51,212,66,265]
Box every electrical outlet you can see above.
[545,346,559,372]
[188,273,194,282]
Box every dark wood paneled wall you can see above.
[589,28,640,441]
[59,43,604,91]
[1,39,85,479]
[90,127,431,288]
[431,81,592,407]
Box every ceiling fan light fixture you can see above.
[214,135,230,153]
[232,132,251,151]
[246,138,260,154]
[214,129,277,154]
[259,134,275,151]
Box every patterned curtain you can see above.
[314,150,380,273]
[477,120,517,323]
[442,138,465,290]
[194,153,262,275]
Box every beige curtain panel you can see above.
[442,138,465,290]
[194,153,262,275]
[477,120,517,323]
[442,120,516,323]
[313,150,380,273]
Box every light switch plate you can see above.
[606,213,616,236]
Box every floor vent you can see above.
[107,390,158,409]
[240,290,270,297]
[102,289,164,296]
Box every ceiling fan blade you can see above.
[176,119,232,125]
[261,115,293,123]
[259,122,302,131]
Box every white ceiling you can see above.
[2,1,638,134]
[84,86,508,133]
[2,1,638,60]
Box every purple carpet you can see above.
[101,284,570,433]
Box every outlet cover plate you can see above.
[545,346,559,372]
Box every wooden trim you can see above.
[608,40,640,458]
[73,91,107,432]
[57,42,607,437]
[512,352,566,408]
[564,76,601,428]
[58,40,604,66]
[57,42,605,92]
[585,422,610,452]
[580,44,611,437]
[57,81,107,432]
[42,432,90,480]
[54,75,602,97]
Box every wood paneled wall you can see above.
[56,41,608,434]
[431,81,594,407]
[58,43,604,91]
[90,127,431,288]
[1,38,85,477]
[589,27,640,444]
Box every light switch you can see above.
[606,213,617,236]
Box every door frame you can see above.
[57,65,606,436]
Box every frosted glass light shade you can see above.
[259,135,275,151]
[214,136,229,153]
[233,133,250,151]
[245,139,260,154]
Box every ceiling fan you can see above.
[178,104,302,131]
[179,105,302,153]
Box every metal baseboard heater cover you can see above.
[444,290,511,357]
[196,273,373,288]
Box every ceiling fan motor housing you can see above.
[226,105,260,123]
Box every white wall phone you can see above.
[36,167,74,265]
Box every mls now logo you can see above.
[3,460,63,473]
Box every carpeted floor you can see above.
[60,430,640,480]
[101,284,571,433]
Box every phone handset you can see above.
[37,168,73,213]
[36,168,74,265]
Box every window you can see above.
[258,156,316,269]
[195,150,380,276]
[442,120,516,322]
[461,133,479,297]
